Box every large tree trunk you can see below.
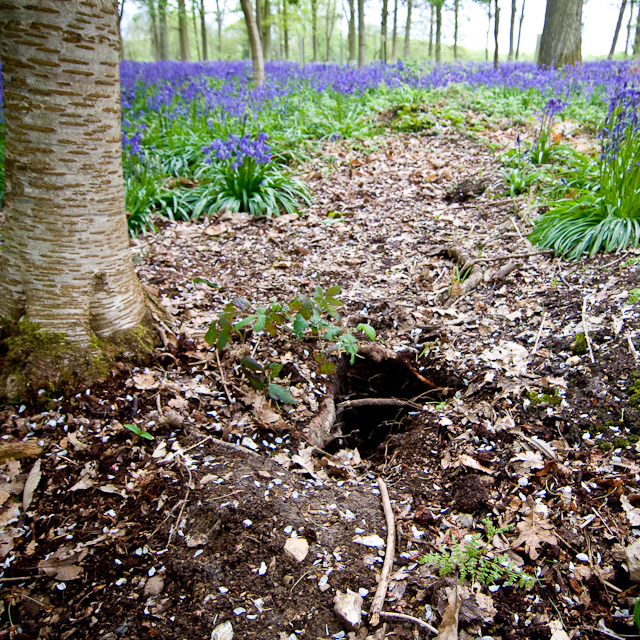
[403,0,412,59]
[493,0,500,68]
[347,0,357,62]
[391,0,398,62]
[453,0,459,60]
[610,0,628,59]
[199,0,208,60]
[178,0,190,60]
[311,0,319,61]
[435,2,442,63]
[537,0,583,68]
[241,0,265,85]
[515,0,525,59]
[0,0,150,346]
[262,0,272,62]
[380,0,388,61]
[358,0,366,66]
[158,0,169,58]
[508,0,516,60]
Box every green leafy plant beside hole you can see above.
[420,518,535,588]
[124,423,154,440]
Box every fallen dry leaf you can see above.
[437,585,461,640]
[511,498,558,560]
[22,458,41,512]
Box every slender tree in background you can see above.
[493,0,500,68]
[508,0,516,60]
[625,0,636,55]
[262,0,272,62]
[485,1,492,61]
[146,0,161,59]
[403,0,412,58]
[391,0,398,61]
[283,0,290,59]
[453,0,460,60]
[311,0,319,61]
[199,0,209,59]
[191,1,201,59]
[538,0,583,68]
[347,0,357,62]
[158,0,169,58]
[609,0,628,58]
[428,2,434,59]
[325,0,337,60]
[380,0,389,61]
[0,0,154,354]
[118,0,126,59]
[240,0,264,85]
[358,0,366,66]
[214,0,226,57]
[178,0,190,60]
[435,0,442,62]
[515,0,525,59]
[635,10,640,55]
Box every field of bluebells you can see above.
[1,59,640,255]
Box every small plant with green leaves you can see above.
[204,285,376,385]
[124,423,154,441]
[628,289,640,304]
[420,518,535,588]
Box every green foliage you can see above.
[628,288,640,304]
[420,518,535,589]
[204,285,376,398]
[124,423,154,440]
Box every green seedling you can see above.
[124,423,154,440]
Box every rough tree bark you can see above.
[403,0,412,59]
[508,0,516,60]
[537,0,583,68]
[609,0,628,59]
[515,0,525,59]
[358,0,366,66]
[380,0,388,61]
[178,0,190,60]
[0,0,154,348]
[241,0,265,85]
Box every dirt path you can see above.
[3,130,640,640]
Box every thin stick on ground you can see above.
[216,350,234,405]
[531,312,546,357]
[168,454,193,547]
[379,611,438,634]
[581,297,595,363]
[337,398,422,411]
[369,477,396,627]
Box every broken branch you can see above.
[379,611,438,634]
[369,477,396,627]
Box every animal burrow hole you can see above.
[326,349,459,459]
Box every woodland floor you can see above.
[4,123,640,640]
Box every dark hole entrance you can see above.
[327,351,458,459]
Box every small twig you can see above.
[337,398,422,411]
[582,297,596,363]
[592,506,616,538]
[290,569,315,594]
[369,478,396,627]
[379,611,438,634]
[510,216,529,246]
[556,261,576,291]
[156,393,163,415]
[627,333,640,363]
[209,437,260,458]
[0,575,46,583]
[531,312,547,357]
[215,350,234,405]
[447,289,475,308]
[168,455,192,547]
[183,436,213,453]
[208,491,244,500]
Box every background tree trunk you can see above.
[0,0,150,344]
[625,0,636,55]
[325,0,337,61]
[284,0,290,59]
[515,0,525,59]
[508,0,516,60]
[178,0,190,60]
[241,0,265,85]
[609,0,628,59]
[199,0,208,59]
[635,12,640,55]
[148,0,161,60]
[403,0,412,59]
[429,3,434,59]
[262,0,272,62]
[453,0,459,60]
[347,0,357,62]
[380,0,388,61]
[215,0,224,57]
[311,0,319,61]
[158,0,169,58]
[537,0,583,68]
[493,0,500,68]
[485,3,492,61]
[118,0,125,60]
[435,1,442,63]
[358,0,366,66]
[391,0,398,62]
[191,0,201,60]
